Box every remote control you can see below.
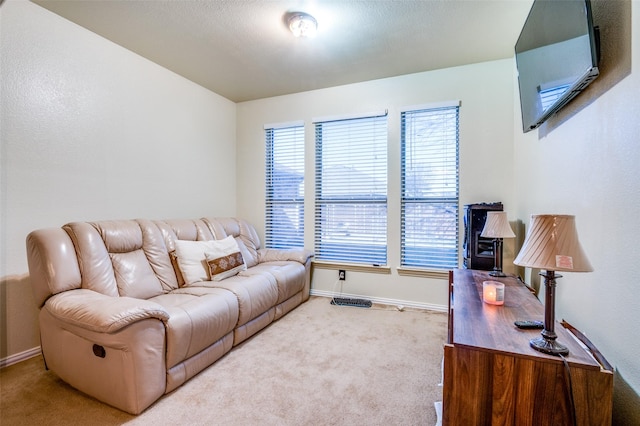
[514,320,544,329]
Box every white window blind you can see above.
[314,114,388,264]
[265,124,305,249]
[401,105,459,269]
[540,83,570,112]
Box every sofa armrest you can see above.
[258,248,314,264]
[44,289,169,334]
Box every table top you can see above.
[450,269,601,369]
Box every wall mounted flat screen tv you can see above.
[515,0,600,133]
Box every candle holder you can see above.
[483,281,505,305]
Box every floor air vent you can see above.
[330,297,372,308]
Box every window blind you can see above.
[401,105,459,269]
[265,124,305,249]
[540,84,571,112]
[314,114,388,265]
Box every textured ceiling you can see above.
[32,0,534,103]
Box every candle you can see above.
[483,281,505,305]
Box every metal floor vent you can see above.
[330,297,372,308]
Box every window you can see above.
[401,104,459,269]
[314,113,388,265]
[539,83,571,112]
[265,123,305,249]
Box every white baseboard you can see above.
[310,289,448,313]
[0,347,41,369]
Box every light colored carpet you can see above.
[0,296,447,425]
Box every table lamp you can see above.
[513,214,593,355]
[481,211,515,277]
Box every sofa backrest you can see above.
[63,220,178,299]
[155,219,214,248]
[26,217,263,307]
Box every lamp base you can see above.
[489,270,507,277]
[530,336,569,356]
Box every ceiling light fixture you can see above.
[288,12,317,38]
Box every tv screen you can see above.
[515,0,600,133]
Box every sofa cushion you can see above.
[148,288,239,369]
[205,236,247,281]
[110,249,166,299]
[211,273,278,328]
[240,261,306,304]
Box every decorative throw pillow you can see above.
[205,236,247,281]
[173,240,219,285]
[168,250,185,286]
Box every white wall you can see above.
[513,0,640,414]
[0,0,237,361]
[236,60,516,309]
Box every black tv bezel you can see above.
[515,0,600,133]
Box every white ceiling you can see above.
[32,0,534,103]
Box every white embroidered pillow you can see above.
[205,236,247,281]
[173,240,218,285]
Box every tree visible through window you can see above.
[265,124,305,249]
[401,104,459,269]
[314,113,388,265]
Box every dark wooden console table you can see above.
[443,269,613,425]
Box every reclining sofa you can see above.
[26,217,313,414]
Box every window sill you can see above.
[396,267,449,280]
[312,261,449,279]
[312,260,391,275]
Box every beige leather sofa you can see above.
[26,217,313,414]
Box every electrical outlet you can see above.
[338,270,346,281]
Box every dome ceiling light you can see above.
[288,12,317,38]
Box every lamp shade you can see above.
[513,214,593,272]
[481,211,515,239]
